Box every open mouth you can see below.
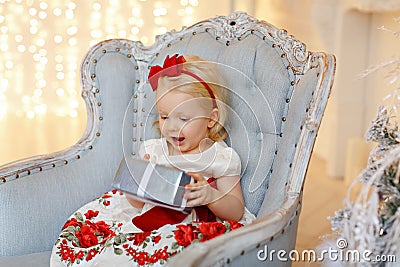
[172,136,185,145]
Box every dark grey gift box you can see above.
[112,158,192,211]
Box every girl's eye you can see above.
[180,117,189,122]
[160,115,168,120]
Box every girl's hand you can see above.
[143,154,150,160]
[184,172,217,207]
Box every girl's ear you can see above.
[208,108,219,128]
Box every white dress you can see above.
[50,138,255,267]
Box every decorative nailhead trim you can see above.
[226,41,230,46]
[96,132,100,137]
[76,155,80,159]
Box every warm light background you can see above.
[0,0,234,164]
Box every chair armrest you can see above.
[0,39,140,256]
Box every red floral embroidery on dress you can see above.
[55,207,120,266]
[54,190,245,266]
[128,231,151,246]
[97,189,122,207]
[198,221,227,242]
[173,224,199,247]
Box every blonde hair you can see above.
[156,55,228,141]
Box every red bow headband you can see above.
[148,54,217,109]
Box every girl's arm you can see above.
[185,172,245,221]
[126,196,145,209]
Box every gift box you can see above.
[112,158,192,211]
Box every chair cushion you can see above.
[0,251,51,267]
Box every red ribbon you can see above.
[132,177,217,231]
[148,54,217,108]
[148,54,186,90]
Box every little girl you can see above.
[50,54,255,267]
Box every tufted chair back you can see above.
[83,11,330,216]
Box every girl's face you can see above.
[156,89,218,155]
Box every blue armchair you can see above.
[0,12,335,266]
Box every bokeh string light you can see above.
[0,0,204,121]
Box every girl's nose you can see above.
[165,118,180,132]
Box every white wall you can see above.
[254,0,400,179]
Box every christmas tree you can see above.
[329,21,400,266]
